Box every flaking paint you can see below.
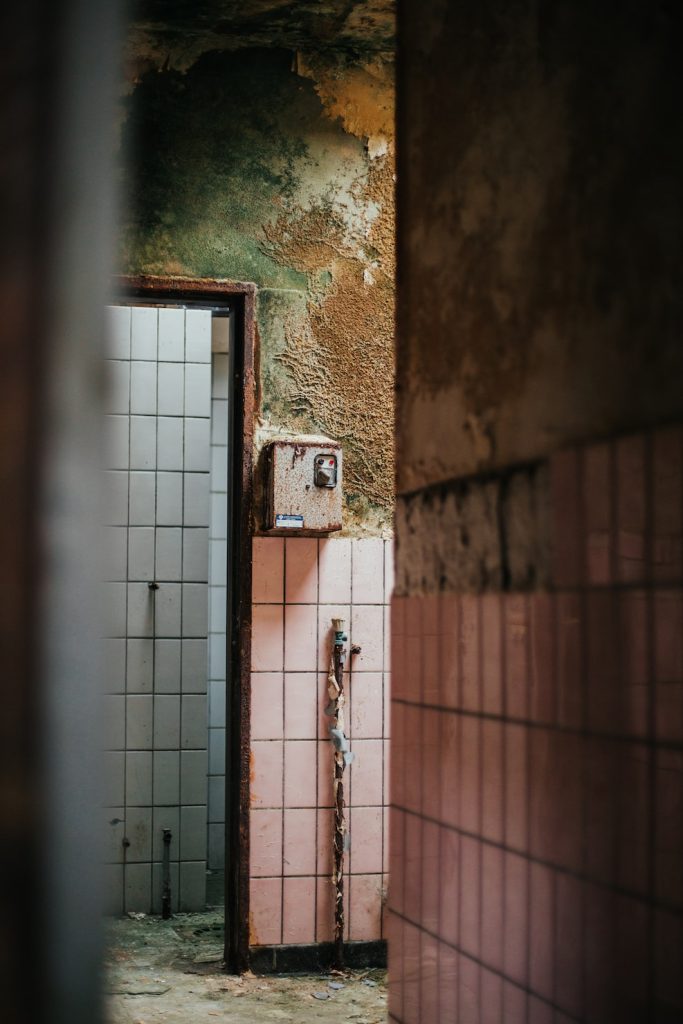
[119,44,395,534]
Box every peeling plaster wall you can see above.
[396,0,683,497]
[119,46,395,534]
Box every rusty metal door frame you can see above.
[115,274,255,972]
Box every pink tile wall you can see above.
[388,425,683,1022]
[249,536,393,947]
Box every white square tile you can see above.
[104,527,127,581]
[155,583,181,637]
[181,639,208,694]
[154,695,180,749]
[156,472,183,526]
[184,473,210,527]
[184,363,211,417]
[157,416,184,471]
[130,415,156,470]
[211,353,229,398]
[180,749,208,804]
[104,471,128,526]
[131,306,157,360]
[178,861,207,913]
[106,305,130,360]
[208,827,224,868]
[208,775,225,822]
[105,415,129,470]
[211,400,228,445]
[126,695,153,749]
[103,638,125,693]
[104,582,126,637]
[106,360,130,414]
[157,362,184,416]
[185,309,211,362]
[155,639,181,693]
[128,527,155,582]
[182,583,208,638]
[209,585,227,632]
[210,492,228,539]
[129,471,155,525]
[184,418,211,472]
[209,679,226,729]
[208,728,225,775]
[181,694,207,750]
[182,529,209,581]
[127,582,154,638]
[130,360,157,415]
[126,751,152,805]
[158,307,184,361]
[209,634,226,680]
[125,806,152,861]
[127,638,153,693]
[180,805,207,861]
[208,824,224,870]
[210,445,227,492]
[153,750,180,805]
[155,527,182,581]
[209,539,227,586]
[211,315,230,355]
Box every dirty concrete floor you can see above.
[105,912,387,1024]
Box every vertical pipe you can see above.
[330,618,348,969]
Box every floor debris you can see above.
[105,911,387,1024]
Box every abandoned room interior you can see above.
[2,1,683,1023]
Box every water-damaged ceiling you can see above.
[129,1,395,67]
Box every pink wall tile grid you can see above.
[388,426,683,1022]
[250,536,393,946]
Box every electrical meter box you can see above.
[264,438,342,535]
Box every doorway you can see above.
[102,277,254,971]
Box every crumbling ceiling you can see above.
[130,1,395,66]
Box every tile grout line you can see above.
[123,305,132,911]
[281,539,286,944]
[149,306,159,911]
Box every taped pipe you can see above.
[327,617,349,969]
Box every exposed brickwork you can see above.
[396,462,549,596]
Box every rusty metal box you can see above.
[264,438,343,535]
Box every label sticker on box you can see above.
[276,514,304,529]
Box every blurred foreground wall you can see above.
[0,2,120,1022]
[389,2,683,1021]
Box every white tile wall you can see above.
[131,306,157,360]
[102,304,214,914]
[158,308,184,361]
[207,343,230,869]
[157,362,184,415]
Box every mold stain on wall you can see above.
[119,46,395,533]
